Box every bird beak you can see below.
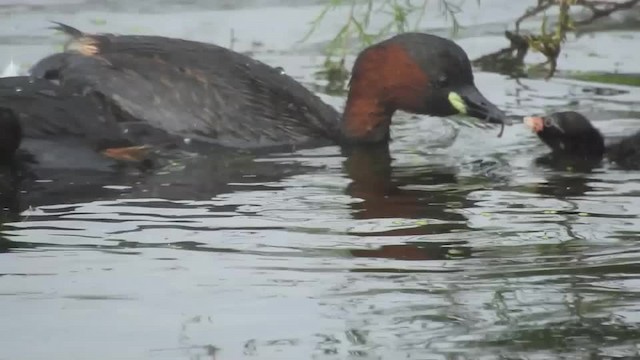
[448,86,511,126]
[523,116,545,133]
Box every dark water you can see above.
[1,1,640,359]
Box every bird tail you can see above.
[49,21,84,38]
[48,22,101,56]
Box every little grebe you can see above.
[525,111,640,169]
[0,23,509,163]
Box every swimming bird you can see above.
[0,23,509,165]
[524,111,640,169]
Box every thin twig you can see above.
[574,0,640,25]
[515,0,554,33]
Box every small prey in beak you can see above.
[448,86,510,138]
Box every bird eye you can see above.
[543,117,566,134]
[436,75,448,88]
[543,117,554,127]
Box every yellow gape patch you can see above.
[448,92,467,115]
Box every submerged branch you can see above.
[473,0,640,79]
[574,0,640,25]
[307,0,639,83]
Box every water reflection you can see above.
[341,145,476,261]
[0,148,312,221]
[344,146,463,223]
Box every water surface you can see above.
[1,1,640,359]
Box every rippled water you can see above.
[1,1,640,359]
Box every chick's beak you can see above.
[524,115,565,134]
[524,116,545,133]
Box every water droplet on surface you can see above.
[275,66,285,75]
[183,138,192,145]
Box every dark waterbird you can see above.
[0,23,509,168]
[525,111,640,170]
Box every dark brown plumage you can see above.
[0,23,508,166]
[525,111,640,170]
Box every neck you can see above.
[339,95,392,144]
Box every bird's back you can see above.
[607,130,640,169]
[31,25,341,150]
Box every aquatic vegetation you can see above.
[568,71,640,87]
[484,0,640,78]
[302,0,465,91]
[309,0,640,83]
